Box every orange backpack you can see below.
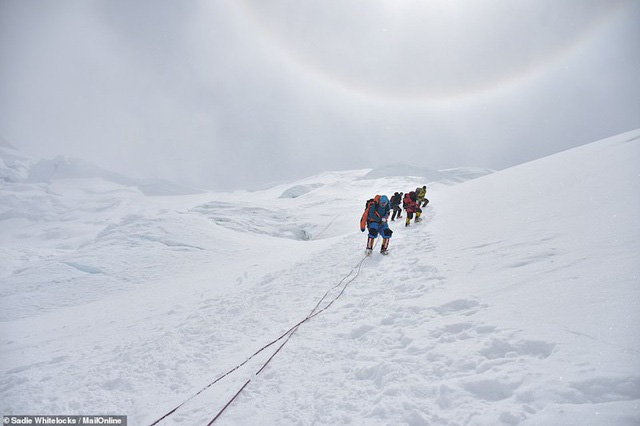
[360,195,381,231]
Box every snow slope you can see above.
[1,130,639,425]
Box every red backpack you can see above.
[403,192,417,213]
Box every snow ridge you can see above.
[361,163,494,183]
[0,146,202,196]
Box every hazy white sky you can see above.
[1,0,638,189]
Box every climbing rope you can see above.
[150,253,369,425]
[312,215,339,240]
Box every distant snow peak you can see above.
[20,155,202,196]
[361,163,493,183]
[27,155,79,182]
[440,167,496,181]
[0,141,31,183]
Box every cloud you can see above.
[1,0,638,190]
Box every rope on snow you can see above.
[150,252,370,425]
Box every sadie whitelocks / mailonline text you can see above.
[2,416,127,425]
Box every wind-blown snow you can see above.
[1,130,639,425]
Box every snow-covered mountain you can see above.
[0,139,31,183]
[1,130,639,425]
[0,144,202,196]
[361,163,494,183]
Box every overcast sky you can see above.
[1,0,638,190]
